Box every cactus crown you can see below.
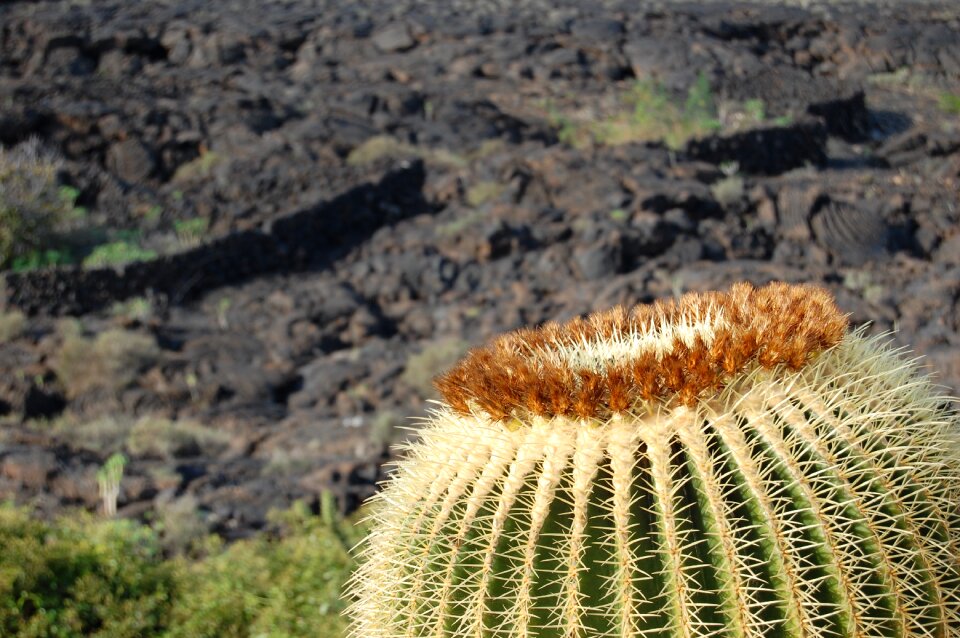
[349,282,960,638]
[435,282,848,420]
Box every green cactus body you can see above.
[348,282,960,638]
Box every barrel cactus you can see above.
[348,281,960,638]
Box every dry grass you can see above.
[54,327,160,399]
[0,310,26,343]
[126,415,229,459]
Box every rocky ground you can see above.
[0,0,958,541]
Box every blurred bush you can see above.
[0,503,177,637]
[168,499,363,638]
[0,499,366,638]
[54,327,160,399]
[0,139,73,269]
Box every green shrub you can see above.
[0,500,367,638]
[11,248,74,271]
[0,139,74,269]
[0,503,178,637]
[111,296,154,324]
[82,240,157,269]
[940,92,960,115]
[168,501,363,638]
[173,217,209,247]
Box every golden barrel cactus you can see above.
[348,282,960,638]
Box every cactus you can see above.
[347,282,960,638]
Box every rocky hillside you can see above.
[0,0,958,540]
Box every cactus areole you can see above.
[348,282,960,638]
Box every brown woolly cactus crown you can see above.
[435,281,848,421]
[348,281,960,638]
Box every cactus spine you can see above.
[348,282,960,638]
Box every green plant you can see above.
[744,98,766,123]
[169,500,366,638]
[11,247,74,271]
[711,170,745,209]
[583,72,722,149]
[154,494,209,556]
[111,296,154,323]
[82,239,157,268]
[174,217,209,246]
[0,503,177,637]
[348,282,960,637]
[609,208,628,222]
[940,92,960,115]
[96,452,127,517]
[0,500,367,637]
[171,150,221,183]
[0,139,76,269]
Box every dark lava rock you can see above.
[1,449,58,488]
[810,199,889,267]
[107,138,157,183]
[684,119,827,176]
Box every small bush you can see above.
[940,92,960,115]
[82,240,157,268]
[111,296,154,324]
[0,503,178,637]
[0,310,26,342]
[126,415,228,459]
[465,181,504,207]
[171,151,221,183]
[346,135,467,168]
[167,501,363,638]
[0,139,73,269]
[711,174,745,209]
[154,494,210,556]
[55,328,160,399]
[0,501,368,638]
[401,339,471,398]
[46,414,133,454]
[173,217,209,247]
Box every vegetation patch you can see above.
[346,135,467,168]
[0,139,80,269]
[174,217,210,247]
[548,74,790,150]
[0,500,366,638]
[940,92,960,115]
[401,338,471,398]
[54,327,160,399]
[465,180,505,207]
[0,310,26,343]
[82,238,158,269]
[126,416,229,459]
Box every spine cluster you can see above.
[435,282,847,421]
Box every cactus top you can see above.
[435,281,848,422]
